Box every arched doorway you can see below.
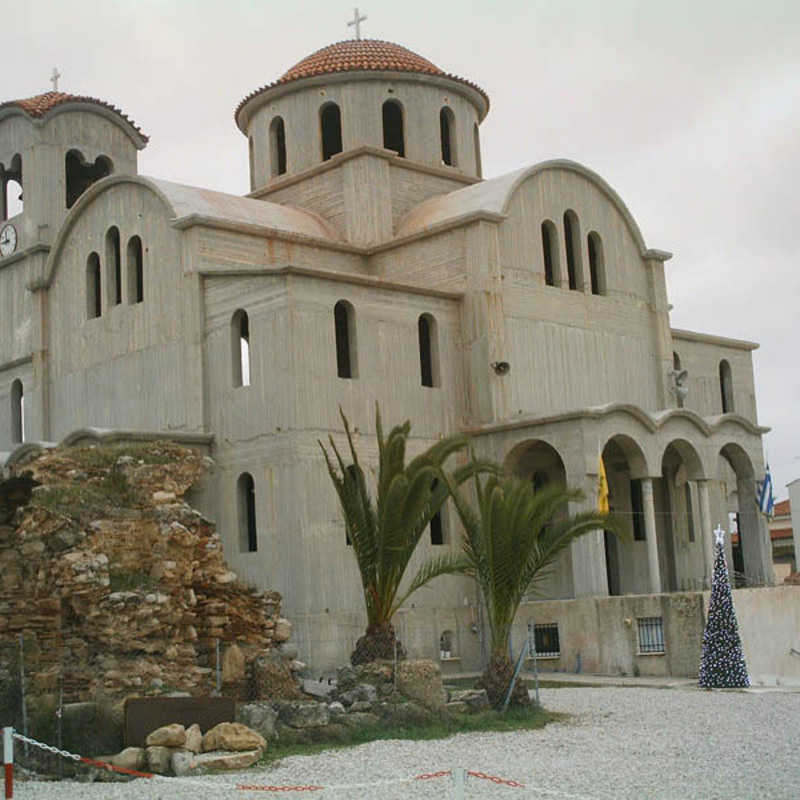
[601,435,649,595]
[718,444,770,587]
[660,440,706,591]
[504,439,572,599]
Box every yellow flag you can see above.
[597,454,610,513]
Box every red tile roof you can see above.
[236,39,489,130]
[0,92,147,141]
[774,499,790,517]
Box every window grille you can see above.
[637,617,665,654]
[530,622,560,658]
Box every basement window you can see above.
[530,622,560,659]
[637,617,665,654]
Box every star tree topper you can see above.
[714,525,725,545]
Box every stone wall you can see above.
[0,440,292,709]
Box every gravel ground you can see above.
[12,687,800,799]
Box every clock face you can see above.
[0,224,17,257]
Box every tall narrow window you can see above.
[10,379,23,444]
[673,352,684,408]
[684,483,695,542]
[473,123,482,178]
[320,103,343,161]
[334,300,357,379]
[719,360,734,413]
[270,116,287,176]
[86,252,101,319]
[106,227,121,306]
[563,210,581,291]
[2,154,23,219]
[587,231,605,295]
[248,136,255,190]
[440,107,456,166]
[126,236,144,304]
[418,314,439,387]
[237,473,257,552]
[382,100,405,157]
[541,220,559,286]
[430,479,444,545]
[232,309,251,387]
[65,150,111,209]
[630,479,645,541]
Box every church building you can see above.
[0,37,773,672]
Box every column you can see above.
[641,478,661,594]
[570,473,610,597]
[697,480,714,587]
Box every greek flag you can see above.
[757,464,774,517]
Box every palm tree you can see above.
[319,406,486,665]
[442,471,626,707]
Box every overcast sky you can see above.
[3,0,798,500]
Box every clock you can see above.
[0,223,17,257]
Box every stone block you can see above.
[237,703,279,740]
[202,722,266,752]
[222,643,246,683]
[145,745,173,775]
[193,749,262,771]
[185,723,203,753]
[105,747,146,771]
[146,723,186,747]
[395,659,446,710]
[276,700,330,729]
[273,617,292,642]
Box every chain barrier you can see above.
[468,770,525,788]
[9,730,527,795]
[11,732,156,779]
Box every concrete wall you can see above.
[671,331,758,422]
[246,75,483,186]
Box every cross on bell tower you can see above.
[50,67,61,92]
[347,7,367,40]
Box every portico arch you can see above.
[600,434,650,595]
[660,439,707,592]
[719,443,770,588]
[504,439,573,599]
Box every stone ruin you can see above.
[0,439,300,718]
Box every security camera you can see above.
[491,361,510,375]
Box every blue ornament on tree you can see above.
[698,526,749,689]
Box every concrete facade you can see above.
[0,40,775,672]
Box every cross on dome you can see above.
[50,67,61,92]
[347,7,367,40]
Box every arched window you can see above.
[439,107,457,166]
[320,103,343,161]
[334,300,357,379]
[418,314,439,387]
[232,309,251,388]
[86,252,101,319]
[382,100,405,157]
[10,379,23,444]
[673,351,684,408]
[541,220,559,287]
[439,629,454,659]
[65,150,111,209]
[473,123,482,178]
[126,236,144,304]
[587,231,605,295]
[719,360,734,413]
[106,226,121,306]
[563,210,581,291]
[2,154,23,219]
[248,136,255,190]
[237,473,257,552]
[430,479,444,545]
[270,116,287,176]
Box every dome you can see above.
[235,39,489,131]
[0,91,148,142]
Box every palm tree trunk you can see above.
[350,621,406,666]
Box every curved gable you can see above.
[396,160,664,259]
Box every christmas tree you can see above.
[698,526,749,688]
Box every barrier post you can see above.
[451,766,465,800]
[3,727,13,800]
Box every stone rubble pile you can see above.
[0,440,299,706]
[104,721,266,777]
